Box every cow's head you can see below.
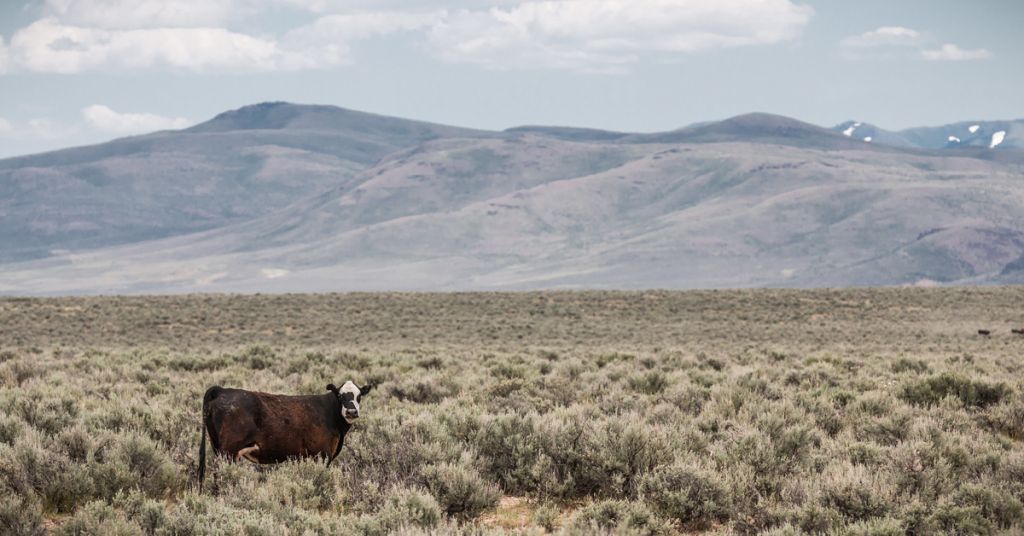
[327,381,374,423]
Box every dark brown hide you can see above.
[198,386,351,488]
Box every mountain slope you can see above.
[625,113,887,151]
[3,135,1024,294]
[0,102,490,262]
[4,105,1024,294]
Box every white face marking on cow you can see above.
[340,381,361,423]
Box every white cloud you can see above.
[39,0,494,27]
[921,43,991,61]
[42,0,249,28]
[841,26,991,62]
[428,0,814,71]
[4,10,433,73]
[3,0,816,74]
[841,26,920,49]
[9,18,316,73]
[282,11,438,66]
[278,0,520,13]
[82,105,192,133]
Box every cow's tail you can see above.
[198,385,221,492]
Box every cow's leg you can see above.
[327,435,345,467]
[237,444,261,463]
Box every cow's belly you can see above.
[249,433,338,464]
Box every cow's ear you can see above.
[326,384,339,394]
[358,384,374,398]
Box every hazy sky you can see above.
[1,0,1021,158]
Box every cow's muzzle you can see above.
[345,409,359,420]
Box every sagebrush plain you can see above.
[2,288,1024,535]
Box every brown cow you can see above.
[198,381,373,489]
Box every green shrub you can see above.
[56,500,140,536]
[240,345,276,370]
[821,481,891,522]
[897,499,940,535]
[987,398,1024,439]
[473,413,539,493]
[361,487,442,536]
[629,371,669,395]
[663,383,709,415]
[900,374,1010,409]
[3,393,78,435]
[0,436,77,511]
[638,462,729,529]
[341,410,467,506]
[0,415,23,446]
[929,503,995,535]
[567,499,669,535]
[112,491,167,536]
[422,462,500,520]
[847,442,886,467]
[841,516,906,536]
[533,503,560,532]
[793,502,842,533]
[160,493,282,535]
[521,408,604,499]
[258,460,337,512]
[57,424,94,463]
[854,411,911,446]
[0,494,43,536]
[759,524,803,536]
[891,358,929,374]
[597,420,672,497]
[932,484,1024,532]
[92,433,182,500]
[389,378,456,404]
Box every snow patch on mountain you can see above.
[948,135,960,143]
[969,124,980,133]
[990,131,1006,148]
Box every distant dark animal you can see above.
[978,330,991,336]
[1012,328,1024,335]
[198,381,373,489]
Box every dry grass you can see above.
[1,288,1023,534]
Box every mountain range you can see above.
[1,102,1023,294]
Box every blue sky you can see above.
[0,0,1020,158]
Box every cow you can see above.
[978,329,992,336]
[198,381,374,489]
[1012,328,1024,335]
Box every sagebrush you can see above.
[1,288,1023,534]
